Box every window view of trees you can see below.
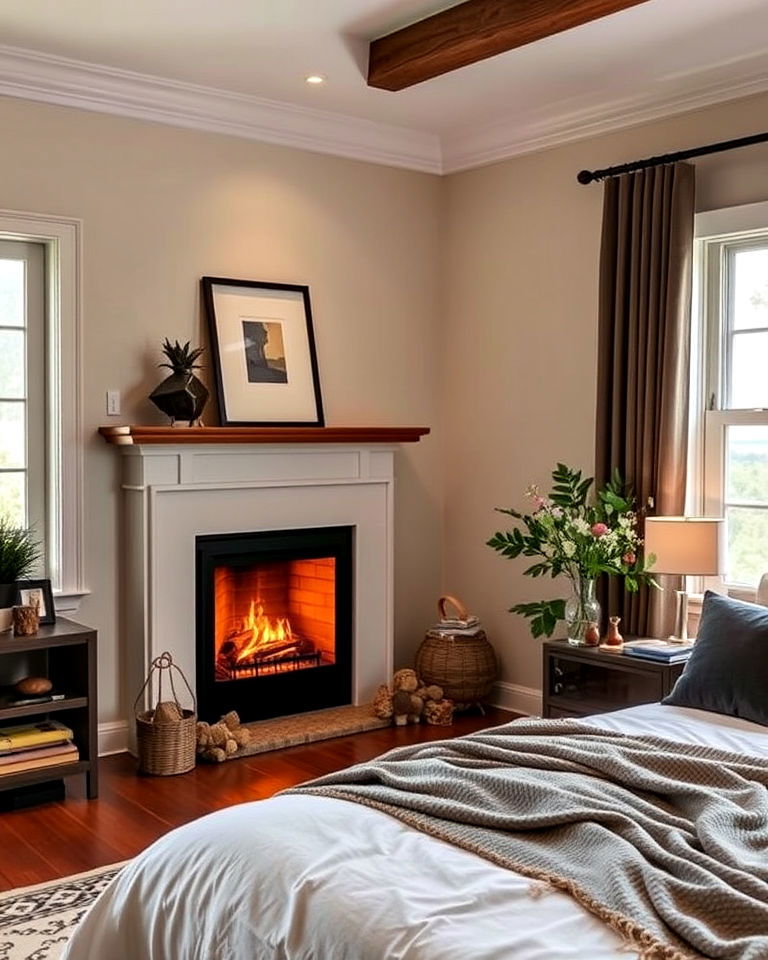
[723,246,768,585]
[0,258,26,526]
[726,430,768,584]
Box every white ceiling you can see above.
[0,0,767,173]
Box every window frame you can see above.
[694,201,768,594]
[0,210,85,611]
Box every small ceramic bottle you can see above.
[584,621,600,646]
[605,615,623,646]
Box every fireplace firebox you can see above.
[196,526,353,722]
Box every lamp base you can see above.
[666,590,690,644]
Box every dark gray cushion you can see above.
[663,591,768,726]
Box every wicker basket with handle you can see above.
[134,652,197,776]
[415,595,498,708]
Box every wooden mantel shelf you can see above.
[98,425,430,446]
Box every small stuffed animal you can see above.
[373,670,454,726]
[196,710,252,762]
[424,698,455,726]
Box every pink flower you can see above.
[590,522,608,538]
[622,551,636,566]
[532,495,547,512]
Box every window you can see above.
[0,211,83,608]
[0,240,46,532]
[695,205,768,589]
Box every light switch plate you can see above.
[106,390,121,416]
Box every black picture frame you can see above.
[201,277,324,427]
[15,578,56,625]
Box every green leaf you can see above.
[509,598,566,638]
[495,506,523,519]
[523,561,550,578]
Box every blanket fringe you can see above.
[527,880,554,900]
[617,920,691,960]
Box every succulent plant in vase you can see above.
[149,339,209,426]
[0,517,41,632]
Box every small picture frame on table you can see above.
[15,579,56,625]
[202,277,324,427]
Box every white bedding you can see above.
[62,704,768,960]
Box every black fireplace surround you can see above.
[196,526,354,723]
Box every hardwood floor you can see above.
[0,707,514,891]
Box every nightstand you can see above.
[0,619,98,799]
[542,640,686,719]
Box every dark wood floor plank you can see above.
[0,708,514,891]
[0,816,59,888]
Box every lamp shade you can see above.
[644,517,724,576]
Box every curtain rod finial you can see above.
[577,169,595,185]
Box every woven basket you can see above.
[415,595,498,706]
[134,652,197,776]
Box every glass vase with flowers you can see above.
[488,464,656,644]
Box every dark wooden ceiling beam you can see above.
[368,0,651,91]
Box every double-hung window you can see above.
[0,211,83,608]
[695,205,768,590]
[0,240,46,533]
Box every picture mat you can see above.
[212,285,317,423]
[18,587,47,618]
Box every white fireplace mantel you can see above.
[113,436,426,739]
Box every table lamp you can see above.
[643,517,724,642]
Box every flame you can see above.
[235,599,293,662]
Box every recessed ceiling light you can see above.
[305,74,327,85]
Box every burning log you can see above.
[215,597,322,679]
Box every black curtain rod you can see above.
[576,130,768,185]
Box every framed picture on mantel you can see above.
[201,277,324,427]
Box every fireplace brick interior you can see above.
[214,558,336,678]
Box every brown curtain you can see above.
[595,162,695,638]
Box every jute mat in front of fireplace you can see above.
[234,704,389,758]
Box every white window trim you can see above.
[693,199,768,600]
[0,209,86,611]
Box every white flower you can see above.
[571,518,590,536]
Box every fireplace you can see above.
[196,526,354,722]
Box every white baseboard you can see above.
[98,720,130,756]
[490,681,541,717]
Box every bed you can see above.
[62,700,768,960]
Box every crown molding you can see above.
[441,69,768,173]
[1,43,768,177]
[0,44,442,174]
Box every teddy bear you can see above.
[372,669,455,726]
[196,710,252,762]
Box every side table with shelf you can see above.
[0,618,98,799]
[542,639,686,719]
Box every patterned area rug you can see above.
[0,862,125,960]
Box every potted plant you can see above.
[0,517,41,632]
[488,463,656,644]
[149,339,209,426]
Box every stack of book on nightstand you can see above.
[0,720,78,777]
[623,639,695,664]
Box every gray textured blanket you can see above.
[284,718,768,960]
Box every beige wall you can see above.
[442,91,768,694]
[4,84,768,722]
[0,96,443,725]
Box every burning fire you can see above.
[235,599,293,662]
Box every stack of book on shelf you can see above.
[0,720,78,777]
[623,639,695,664]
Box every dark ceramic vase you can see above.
[149,372,209,425]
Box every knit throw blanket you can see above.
[284,719,768,960]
